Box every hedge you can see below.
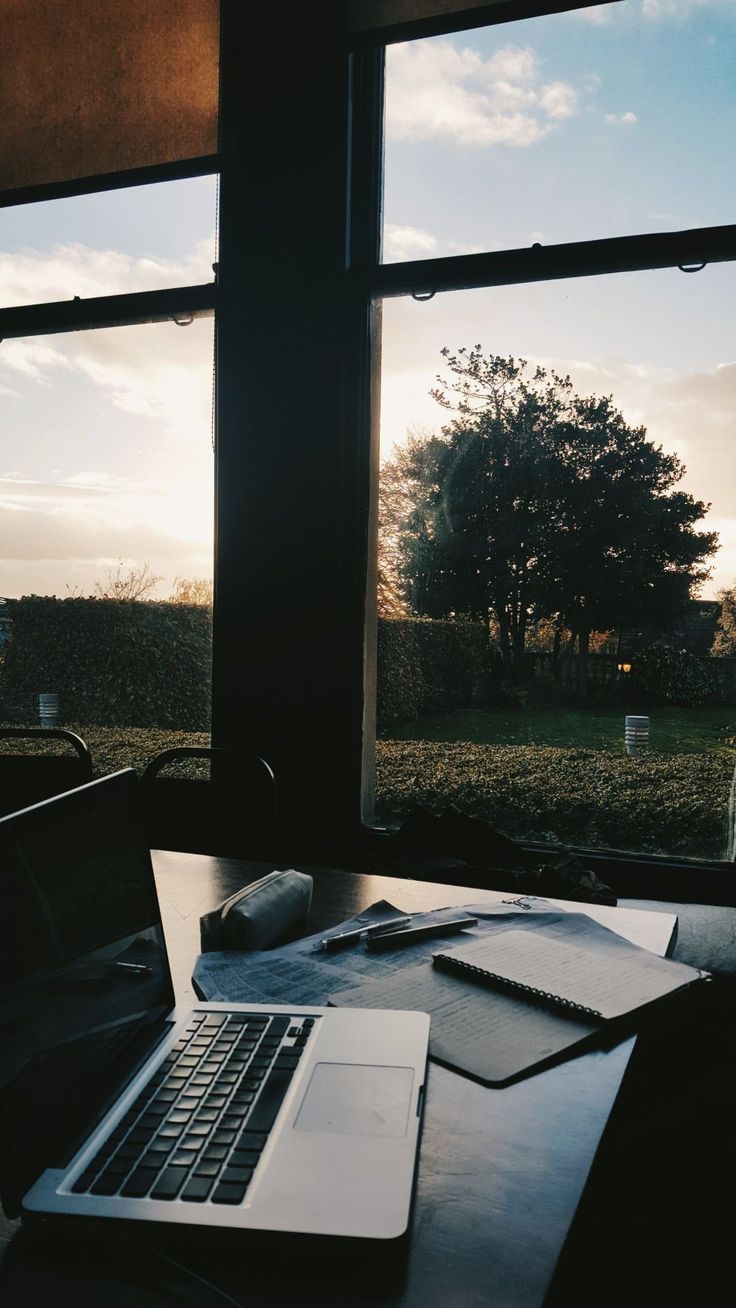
[375,739,734,860]
[0,596,211,730]
[376,617,496,728]
[0,601,492,733]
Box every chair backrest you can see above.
[140,747,279,860]
[0,728,94,818]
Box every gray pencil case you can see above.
[199,868,313,952]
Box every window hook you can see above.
[172,315,194,327]
[678,262,707,274]
[412,290,436,302]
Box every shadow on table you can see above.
[1,1217,411,1308]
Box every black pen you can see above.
[366,916,478,951]
[315,916,413,953]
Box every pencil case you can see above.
[199,868,313,952]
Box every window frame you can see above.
[349,2,736,893]
[0,2,734,895]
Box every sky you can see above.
[380,0,735,597]
[0,0,733,601]
[0,176,217,600]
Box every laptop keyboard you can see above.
[69,1011,315,1206]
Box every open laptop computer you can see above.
[0,769,429,1241]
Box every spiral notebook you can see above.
[432,928,706,1021]
[330,919,708,1087]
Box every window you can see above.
[366,0,736,869]
[0,178,217,767]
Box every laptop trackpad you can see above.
[294,1062,414,1137]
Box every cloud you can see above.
[386,41,579,148]
[0,309,214,449]
[642,0,712,18]
[570,4,615,23]
[0,339,71,380]
[0,504,190,563]
[383,225,439,262]
[604,111,638,126]
[0,239,214,309]
[383,224,489,263]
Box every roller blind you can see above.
[346,0,619,38]
[0,0,219,197]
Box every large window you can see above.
[369,0,736,866]
[0,177,217,768]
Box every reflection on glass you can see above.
[0,775,174,1208]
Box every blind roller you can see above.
[0,0,219,197]
[346,1,618,37]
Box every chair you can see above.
[0,727,94,818]
[141,747,280,861]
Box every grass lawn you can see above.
[5,718,734,862]
[381,704,736,755]
[1,723,211,775]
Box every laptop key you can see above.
[121,1166,159,1197]
[231,1148,260,1167]
[181,1176,214,1202]
[194,1160,221,1177]
[237,1131,267,1151]
[71,1168,98,1193]
[222,1166,254,1186]
[91,1172,122,1195]
[212,1181,249,1204]
[151,1167,187,1199]
[246,1069,293,1134]
[265,1016,290,1037]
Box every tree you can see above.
[384,348,718,683]
[711,586,736,656]
[170,576,214,606]
[93,561,163,601]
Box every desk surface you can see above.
[0,854,701,1308]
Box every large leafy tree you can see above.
[382,348,718,680]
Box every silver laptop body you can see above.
[0,771,429,1241]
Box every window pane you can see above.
[383,0,736,261]
[375,262,736,862]
[0,176,217,308]
[0,318,214,758]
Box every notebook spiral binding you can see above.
[434,953,603,1019]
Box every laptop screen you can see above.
[0,769,175,1213]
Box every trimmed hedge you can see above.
[377,617,496,728]
[0,597,211,729]
[375,739,734,860]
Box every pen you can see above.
[316,916,413,953]
[366,916,478,952]
[114,962,153,976]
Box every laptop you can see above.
[0,769,429,1241]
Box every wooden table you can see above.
[0,853,725,1308]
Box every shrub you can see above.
[630,640,713,706]
[0,596,211,729]
[376,617,497,729]
[375,739,733,860]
